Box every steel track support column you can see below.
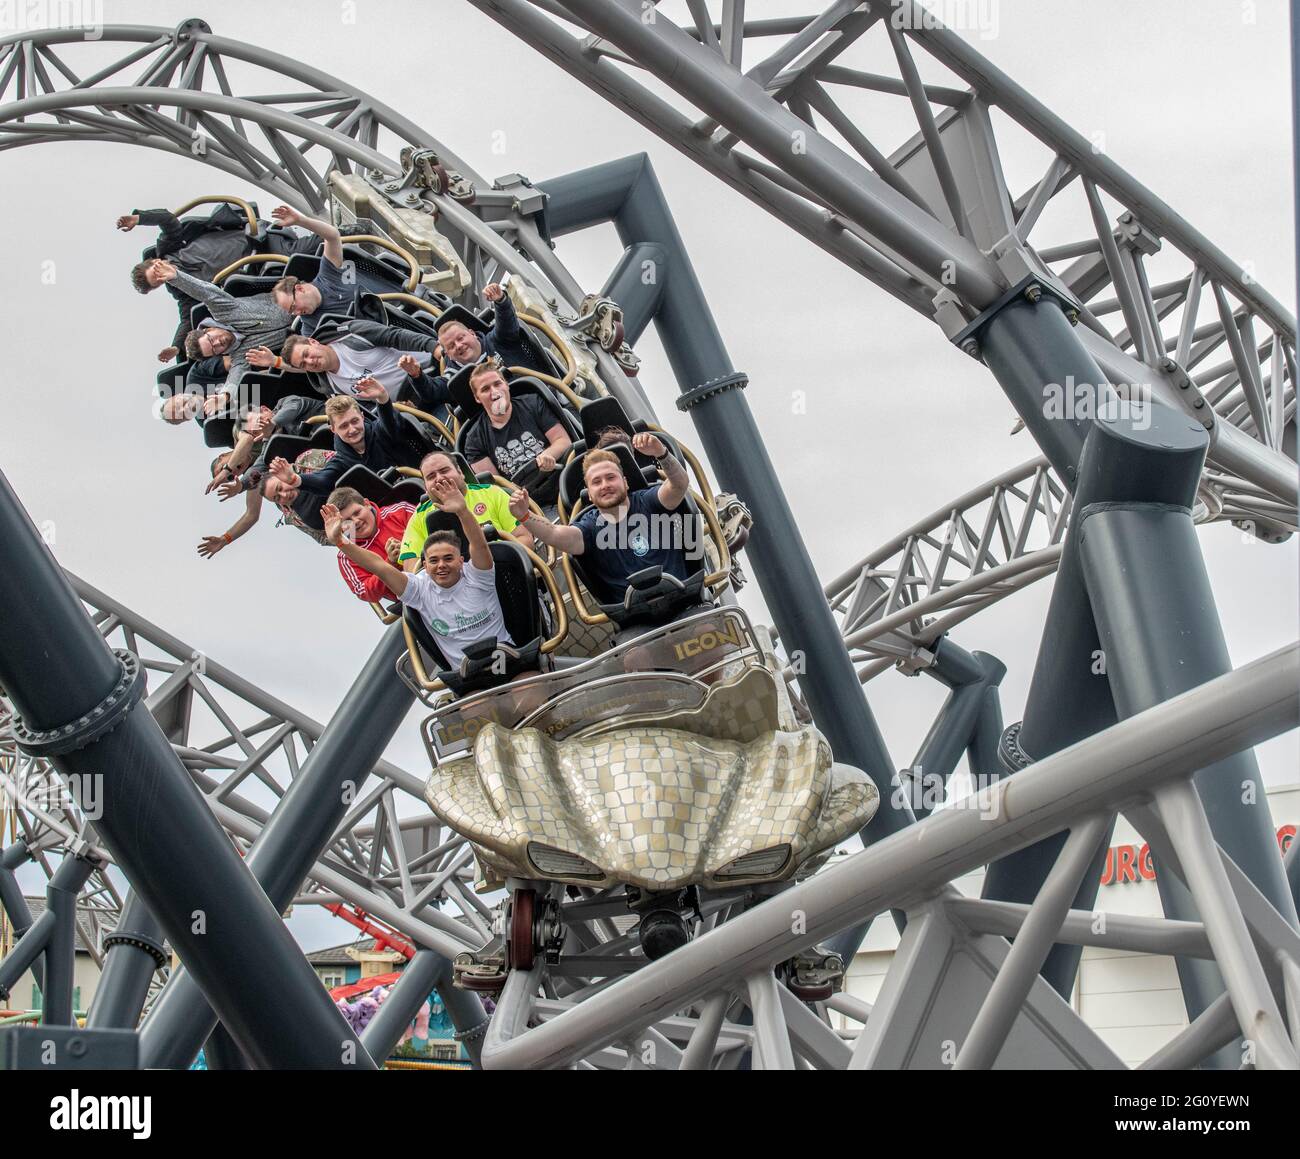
[907,639,1006,820]
[86,892,167,1030]
[600,241,667,345]
[139,623,413,1069]
[0,842,42,993]
[971,289,1125,997]
[359,950,445,1063]
[540,154,903,839]
[41,853,95,1025]
[1079,493,1300,1014]
[0,468,373,1070]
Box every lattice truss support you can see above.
[0,575,485,972]
[476,645,1300,1069]
[5,582,1295,1068]
[467,0,1299,510]
[0,18,638,395]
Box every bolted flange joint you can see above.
[10,650,145,759]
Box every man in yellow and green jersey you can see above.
[399,450,534,570]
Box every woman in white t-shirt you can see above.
[323,474,517,672]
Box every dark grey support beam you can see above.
[41,854,95,1025]
[139,623,413,1069]
[202,1022,252,1070]
[86,892,167,1030]
[600,241,667,345]
[908,639,1006,820]
[0,467,373,1070]
[0,842,42,993]
[540,155,905,843]
[359,951,446,1063]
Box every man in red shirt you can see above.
[325,485,414,603]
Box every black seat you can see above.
[219,273,282,298]
[558,398,688,516]
[561,442,711,631]
[281,247,411,299]
[402,532,544,697]
[337,464,426,509]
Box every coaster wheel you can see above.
[509,887,537,972]
[602,320,625,353]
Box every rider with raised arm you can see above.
[324,476,517,673]
[398,450,534,571]
[269,205,356,334]
[152,258,291,400]
[508,432,694,606]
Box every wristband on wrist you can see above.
[222,532,233,545]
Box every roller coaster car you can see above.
[418,608,878,977]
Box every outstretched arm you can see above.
[273,205,342,267]
[324,503,409,596]
[633,432,689,511]
[507,487,583,554]
[438,482,493,572]
[198,490,262,558]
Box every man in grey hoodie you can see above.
[153,259,292,403]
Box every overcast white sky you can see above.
[1,1,1296,952]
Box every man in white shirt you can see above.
[281,332,435,399]
[323,473,522,675]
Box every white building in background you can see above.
[841,783,1298,1067]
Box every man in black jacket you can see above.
[266,377,426,498]
[434,281,552,378]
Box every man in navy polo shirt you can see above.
[507,432,699,611]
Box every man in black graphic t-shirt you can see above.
[462,364,571,509]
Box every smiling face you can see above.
[438,321,482,364]
[338,499,377,541]
[265,474,299,508]
[288,337,336,373]
[584,458,628,512]
[420,453,467,501]
[161,393,200,424]
[423,538,465,588]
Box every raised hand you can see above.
[482,282,504,303]
[245,346,277,369]
[157,346,179,364]
[385,537,401,564]
[354,375,389,402]
[201,391,230,419]
[631,431,667,460]
[320,502,344,546]
[197,535,227,558]
[152,259,178,282]
[116,214,139,232]
[432,474,466,513]
[271,205,302,228]
[205,460,235,495]
[216,477,243,501]
[398,354,423,379]
[269,457,295,484]
[507,486,531,524]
